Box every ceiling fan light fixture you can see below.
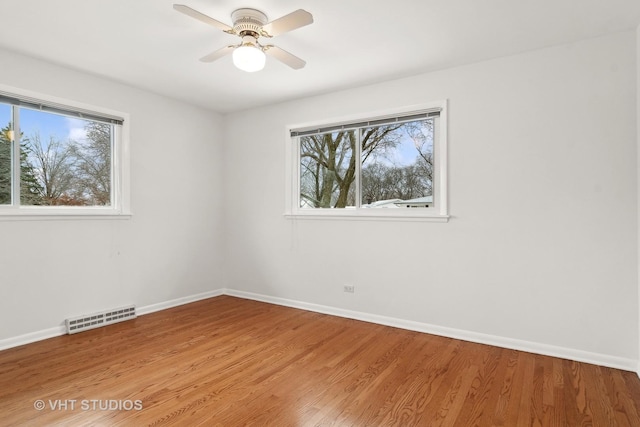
[174,5,312,70]
[232,43,266,72]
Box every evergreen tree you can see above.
[0,123,42,205]
[0,126,10,204]
[19,139,44,205]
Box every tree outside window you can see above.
[299,119,434,209]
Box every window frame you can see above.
[0,84,131,220]
[285,100,449,222]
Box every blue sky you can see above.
[0,103,9,132]
[0,104,89,144]
[363,119,433,168]
[20,109,89,143]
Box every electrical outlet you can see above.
[343,284,355,293]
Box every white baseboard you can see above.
[2,287,637,373]
[0,326,66,352]
[0,289,225,352]
[224,289,638,372]
[136,289,225,316]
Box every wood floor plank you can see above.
[374,336,458,425]
[516,353,535,427]
[452,344,503,426]
[552,357,568,427]
[612,370,640,427]
[492,349,525,425]
[1,295,639,426]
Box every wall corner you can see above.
[636,23,640,378]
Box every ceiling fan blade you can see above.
[200,45,235,63]
[173,4,233,32]
[261,9,313,37]
[265,46,306,70]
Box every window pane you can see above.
[361,119,434,208]
[19,108,112,206]
[0,103,12,205]
[299,130,356,208]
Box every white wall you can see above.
[0,48,224,342]
[637,25,640,376]
[223,31,638,363]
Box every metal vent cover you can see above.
[66,305,136,334]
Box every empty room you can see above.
[1,0,640,425]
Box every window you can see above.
[287,102,448,221]
[0,86,130,218]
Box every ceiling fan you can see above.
[173,4,313,72]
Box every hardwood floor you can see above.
[1,296,639,426]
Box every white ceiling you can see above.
[1,1,639,114]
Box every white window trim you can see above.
[285,100,449,222]
[0,84,131,221]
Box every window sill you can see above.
[0,208,132,221]
[284,211,450,222]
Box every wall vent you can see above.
[65,305,136,334]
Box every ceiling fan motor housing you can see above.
[231,8,268,37]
